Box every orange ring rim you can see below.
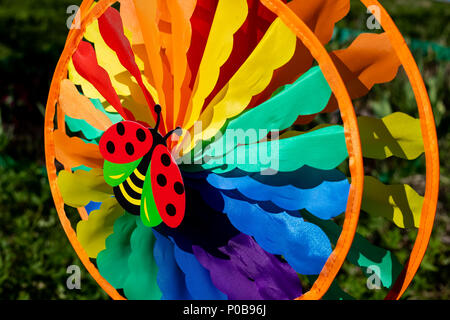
[358,0,440,300]
[44,0,423,300]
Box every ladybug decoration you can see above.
[99,104,185,228]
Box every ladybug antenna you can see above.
[164,127,183,141]
[154,104,162,131]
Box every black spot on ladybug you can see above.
[125,142,134,156]
[106,141,115,154]
[157,174,167,187]
[166,204,176,216]
[136,128,146,142]
[174,182,184,195]
[116,122,125,135]
[161,153,171,167]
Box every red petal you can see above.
[72,41,133,120]
[98,7,157,121]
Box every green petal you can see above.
[123,218,162,300]
[202,125,347,173]
[204,66,332,158]
[97,213,138,289]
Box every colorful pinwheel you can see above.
[45,0,439,300]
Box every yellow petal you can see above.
[362,176,423,228]
[57,168,113,208]
[76,197,124,258]
[84,20,131,97]
[183,0,248,131]
[180,17,297,154]
[359,112,424,160]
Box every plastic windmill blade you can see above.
[45,0,438,300]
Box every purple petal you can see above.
[193,233,302,300]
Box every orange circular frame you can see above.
[45,0,439,300]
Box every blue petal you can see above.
[173,244,227,300]
[219,193,332,275]
[206,170,349,220]
[153,230,192,300]
[84,201,102,215]
[186,178,332,275]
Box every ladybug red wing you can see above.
[99,120,152,164]
[150,144,185,228]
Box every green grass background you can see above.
[0,0,448,299]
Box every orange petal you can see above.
[59,79,112,131]
[54,130,104,169]
[120,0,144,44]
[173,0,217,145]
[252,0,350,107]
[167,0,196,130]
[316,32,402,116]
[288,0,350,44]
[330,32,401,99]
[133,0,168,133]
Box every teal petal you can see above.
[202,125,348,173]
[97,213,138,289]
[204,66,331,158]
[123,218,162,300]
[65,98,123,141]
[303,211,403,289]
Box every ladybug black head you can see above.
[150,104,183,144]
[153,104,162,132]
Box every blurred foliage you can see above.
[0,0,80,162]
[0,0,448,299]
[341,0,449,45]
[0,165,108,299]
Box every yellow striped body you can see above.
[113,157,150,215]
